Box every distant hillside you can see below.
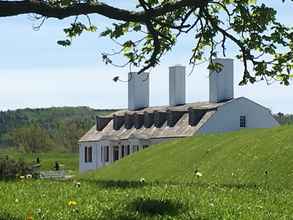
[0,107,115,152]
[83,125,293,189]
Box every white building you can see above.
[79,58,279,172]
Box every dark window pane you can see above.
[88,147,92,162]
[121,145,125,157]
[85,146,88,163]
[127,145,130,155]
[105,146,109,162]
[240,116,246,128]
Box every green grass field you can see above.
[1,125,293,219]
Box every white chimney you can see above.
[209,58,234,103]
[169,65,186,106]
[128,72,149,110]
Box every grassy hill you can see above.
[1,126,293,219]
[84,125,293,189]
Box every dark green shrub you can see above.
[0,157,33,180]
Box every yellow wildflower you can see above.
[68,200,77,207]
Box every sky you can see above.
[0,1,293,113]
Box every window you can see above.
[121,145,125,158]
[84,146,93,163]
[127,145,130,155]
[88,147,92,162]
[133,145,139,152]
[104,146,109,162]
[113,146,119,161]
[240,115,246,128]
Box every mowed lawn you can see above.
[1,180,293,220]
[1,125,293,219]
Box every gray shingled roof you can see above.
[79,101,228,143]
[108,101,224,116]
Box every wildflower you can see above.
[20,175,25,180]
[68,200,77,207]
[26,174,33,179]
[15,198,19,203]
[139,177,145,183]
[75,181,81,188]
[195,171,202,178]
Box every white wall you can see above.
[79,142,100,172]
[79,138,172,172]
[199,97,279,134]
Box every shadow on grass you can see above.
[82,178,263,190]
[219,182,260,190]
[92,198,184,220]
[82,179,150,189]
[129,198,184,216]
[167,181,262,190]
[183,181,261,190]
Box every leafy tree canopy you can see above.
[1,0,293,85]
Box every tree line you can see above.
[274,113,293,125]
[0,107,114,153]
[0,107,291,153]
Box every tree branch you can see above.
[0,0,208,22]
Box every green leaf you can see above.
[57,40,71,47]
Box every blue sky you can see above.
[0,1,293,113]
